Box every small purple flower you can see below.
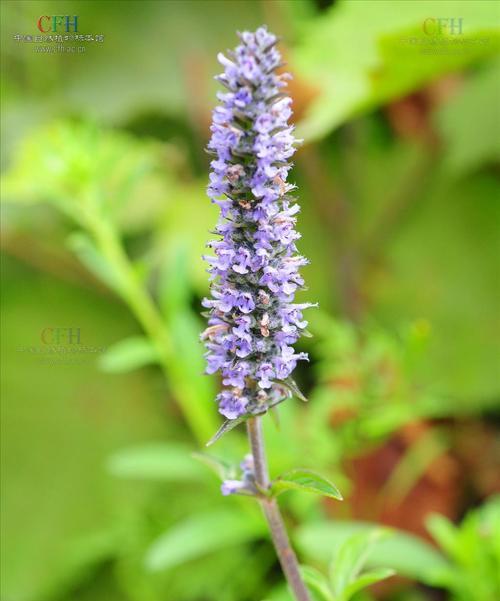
[240,453,254,473]
[221,454,257,496]
[256,363,275,389]
[217,389,249,420]
[221,479,246,496]
[203,26,314,420]
[222,361,250,388]
[255,113,274,134]
[232,248,251,274]
[236,292,255,314]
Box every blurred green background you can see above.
[1,1,499,600]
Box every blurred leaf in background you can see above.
[426,497,500,601]
[294,0,500,141]
[1,1,499,601]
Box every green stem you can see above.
[91,218,212,444]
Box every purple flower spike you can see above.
[203,26,314,421]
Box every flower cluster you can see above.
[221,454,256,496]
[202,26,315,421]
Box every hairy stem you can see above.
[247,417,311,601]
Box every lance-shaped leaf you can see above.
[206,416,246,446]
[270,469,343,500]
[330,529,393,600]
[145,508,265,571]
[297,520,449,583]
[98,336,159,373]
[67,232,125,294]
[341,568,395,601]
[205,395,290,446]
[191,452,234,480]
[107,443,204,482]
[300,565,334,601]
[277,377,308,402]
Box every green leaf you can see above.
[300,565,334,601]
[278,377,308,402]
[424,500,500,598]
[145,508,265,571]
[271,469,343,500]
[330,529,390,598]
[382,428,450,504]
[67,232,124,294]
[426,513,459,560]
[98,336,159,373]
[191,452,233,480]
[436,58,500,175]
[341,568,395,600]
[159,243,218,443]
[106,442,204,482]
[261,584,295,601]
[206,416,246,446]
[294,0,500,141]
[296,521,450,583]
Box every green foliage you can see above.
[300,530,395,601]
[382,427,450,504]
[1,1,499,600]
[206,416,247,446]
[296,520,450,583]
[99,336,159,373]
[436,58,500,175]
[294,0,500,140]
[2,119,218,444]
[425,497,500,601]
[300,566,334,601]
[279,377,309,402]
[145,508,266,572]
[1,121,169,231]
[159,243,218,442]
[67,231,125,294]
[328,530,392,599]
[296,312,435,475]
[270,470,343,501]
[192,452,234,480]
[107,443,206,482]
[0,261,169,601]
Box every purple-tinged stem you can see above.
[247,417,311,601]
